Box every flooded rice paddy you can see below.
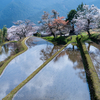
[0,42,17,62]
[13,44,90,100]
[0,37,61,99]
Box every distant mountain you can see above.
[0,0,100,28]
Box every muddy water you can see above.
[86,42,100,79]
[0,42,17,62]
[13,44,90,100]
[0,37,60,100]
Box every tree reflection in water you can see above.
[40,45,62,62]
[0,44,9,55]
[26,37,37,48]
[40,43,86,82]
[0,43,18,62]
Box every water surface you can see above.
[0,37,60,99]
[0,42,17,62]
[13,44,90,100]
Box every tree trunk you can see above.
[23,32,26,37]
[19,35,22,39]
[87,30,91,38]
[49,27,56,38]
[59,29,63,37]
[88,43,91,51]
[87,19,91,38]
[72,24,74,32]
[73,45,74,50]
[51,32,56,38]
[69,24,75,35]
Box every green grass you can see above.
[81,32,87,35]
[91,33,99,37]
[83,44,100,100]
[43,35,77,45]
[0,45,1,52]
[0,37,28,75]
[42,33,92,45]
[90,33,100,40]
[43,36,67,45]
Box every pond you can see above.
[13,44,90,100]
[86,42,100,79]
[0,37,61,100]
[0,42,17,62]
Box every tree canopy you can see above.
[39,10,71,38]
[67,10,77,22]
[72,4,100,37]
[77,2,84,12]
[13,20,35,39]
[0,26,7,43]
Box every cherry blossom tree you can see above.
[72,4,100,37]
[48,17,70,36]
[13,20,35,39]
[39,10,71,38]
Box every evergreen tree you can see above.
[77,2,84,12]
[0,26,7,43]
[2,26,7,42]
[0,29,3,43]
[66,9,77,22]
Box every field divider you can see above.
[77,38,100,100]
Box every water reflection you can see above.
[56,44,86,82]
[0,43,17,62]
[40,43,86,82]
[26,37,37,48]
[13,44,90,100]
[40,45,62,62]
[86,42,100,79]
[0,37,61,99]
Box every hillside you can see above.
[0,0,100,28]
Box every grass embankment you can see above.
[90,33,100,43]
[77,37,100,100]
[43,33,91,45]
[0,37,28,75]
[0,45,2,52]
[81,31,100,42]
[3,36,76,100]
[43,35,76,45]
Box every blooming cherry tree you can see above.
[72,4,100,37]
[39,10,71,38]
[13,20,35,39]
[48,17,70,36]
[7,20,38,41]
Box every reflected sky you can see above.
[13,44,90,100]
[0,43,17,62]
[0,37,60,100]
[86,42,100,79]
